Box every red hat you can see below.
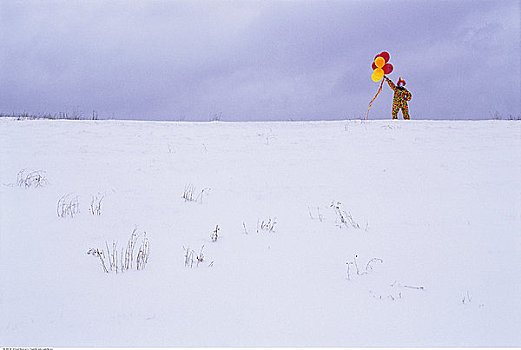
[397,78,406,87]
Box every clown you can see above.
[384,76,412,120]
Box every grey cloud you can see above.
[0,0,519,121]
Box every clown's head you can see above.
[397,78,406,87]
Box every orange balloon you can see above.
[375,56,385,68]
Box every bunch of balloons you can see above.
[371,51,393,82]
[366,51,394,119]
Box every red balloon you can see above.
[372,62,377,70]
[375,51,391,64]
[383,63,393,74]
[379,51,390,62]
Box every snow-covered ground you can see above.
[1,118,520,347]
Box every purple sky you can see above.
[1,0,520,121]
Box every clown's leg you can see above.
[392,103,399,119]
[401,103,410,120]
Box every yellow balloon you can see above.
[371,68,384,81]
[375,56,385,68]
[371,68,384,82]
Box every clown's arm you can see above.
[384,76,396,91]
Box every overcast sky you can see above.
[1,0,520,121]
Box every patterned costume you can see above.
[385,77,412,120]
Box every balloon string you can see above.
[365,78,385,120]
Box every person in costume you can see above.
[384,76,412,120]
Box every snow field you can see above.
[1,118,520,346]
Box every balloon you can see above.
[375,56,385,68]
[383,63,393,74]
[371,68,384,81]
[375,51,390,62]
[372,62,377,70]
[379,51,390,62]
